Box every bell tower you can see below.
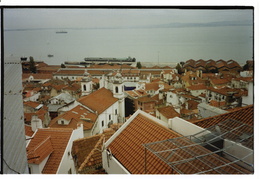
[81,70,92,96]
[112,71,125,123]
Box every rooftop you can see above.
[107,110,252,174]
[72,131,115,173]
[145,118,253,174]
[157,106,180,119]
[78,87,118,114]
[26,128,73,174]
[108,112,181,174]
[49,105,98,130]
[192,105,253,128]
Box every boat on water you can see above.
[56,31,68,34]
[48,54,54,58]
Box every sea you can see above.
[4,26,253,66]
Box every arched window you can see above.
[115,86,119,93]
[83,84,86,91]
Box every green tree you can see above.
[136,62,142,69]
[61,63,66,68]
[29,56,37,73]
[243,63,249,71]
[176,63,182,74]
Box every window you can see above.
[109,115,111,120]
[102,121,104,127]
[83,84,86,91]
[115,109,117,115]
[115,86,119,93]
[61,120,64,125]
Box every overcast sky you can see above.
[4,8,253,30]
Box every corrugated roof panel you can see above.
[3,58,29,174]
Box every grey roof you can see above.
[47,104,64,112]
[50,92,75,104]
[3,58,29,174]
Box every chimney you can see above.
[31,115,43,132]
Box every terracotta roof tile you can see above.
[186,100,199,110]
[49,105,98,130]
[27,136,54,165]
[22,73,53,80]
[210,78,230,85]
[54,69,85,75]
[137,96,156,103]
[108,113,181,174]
[157,106,180,119]
[125,89,148,98]
[145,82,160,91]
[24,125,34,137]
[108,112,250,174]
[78,87,118,114]
[72,131,115,173]
[187,84,207,90]
[24,101,41,108]
[26,128,73,174]
[209,100,226,107]
[192,105,253,128]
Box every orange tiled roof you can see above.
[125,89,148,98]
[52,84,68,91]
[209,100,226,107]
[49,105,98,130]
[26,128,73,174]
[24,125,34,137]
[22,73,53,80]
[137,96,156,103]
[24,101,41,108]
[210,78,230,85]
[108,113,182,174]
[24,108,47,122]
[209,86,246,97]
[145,82,160,91]
[78,87,118,114]
[157,106,180,119]
[186,100,199,110]
[64,83,81,91]
[233,77,253,82]
[192,105,253,127]
[108,112,251,174]
[54,69,85,75]
[187,84,207,90]
[72,131,115,173]
[27,136,54,165]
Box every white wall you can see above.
[168,117,209,136]
[242,82,253,106]
[166,91,179,106]
[190,89,206,97]
[155,109,168,124]
[92,102,119,135]
[28,155,51,174]
[57,124,84,174]
[102,149,130,174]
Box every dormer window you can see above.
[61,120,64,125]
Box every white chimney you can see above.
[31,115,43,132]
